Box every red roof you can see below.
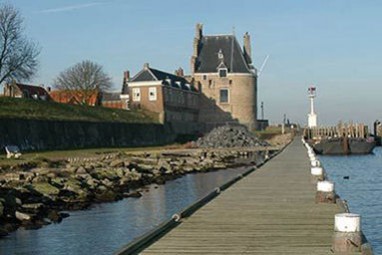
[50,90,100,106]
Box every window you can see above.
[149,87,157,101]
[220,88,229,103]
[219,68,227,78]
[203,75,207,80]
[229,80,233,85]
[132,88,141,101]
[208,79,213,89]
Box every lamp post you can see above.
[308,86,317,128]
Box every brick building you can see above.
[126,63,199,126]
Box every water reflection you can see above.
[0,167,248,255]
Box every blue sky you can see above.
[8,0,382,126]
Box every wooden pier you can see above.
[139,138,354,254]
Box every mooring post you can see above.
[311,166,324,183]
[315,181,336,203]
[332,213,362,253]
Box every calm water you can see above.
[320,147,382,255]
[0,167,249,255]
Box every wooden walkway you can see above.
[141,138,347,254]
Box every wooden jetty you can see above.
[135,139,355,254]
[304,122,369,140]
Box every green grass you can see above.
[0,97,159,123]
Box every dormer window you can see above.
[219,68,227,78]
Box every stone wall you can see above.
[0,118,177,151]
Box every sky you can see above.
[6,0,382,126]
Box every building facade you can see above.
[127,63,200,127]
[191,24,258,130]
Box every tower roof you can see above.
[195,35,252,73]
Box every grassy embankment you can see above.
[0,97,165,167]
[0,97,158,123]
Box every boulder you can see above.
[15,211,32,221]
[123,191,142,198]
[75,166,87,175]
[32,183,60,196]
[110,159,124,168]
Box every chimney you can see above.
[124,70,130,81]
[243,32,252,64]
[143,63,149,70]
[175,67,184,77]
[192,23,203,74]
[47,87,51,92]
[195,23,203,40]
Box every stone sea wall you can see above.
[0,118,177,151]
[0,149,267,236]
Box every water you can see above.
[0,167,249,255]
[320,147,382,254]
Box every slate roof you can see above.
[102,92,121,101]
[195,35,252,73]
[130,67,198,92]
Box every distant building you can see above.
[191,24,258,130]
[127,63,199,125]
[3,82,51,101]
[101,92,128,109]
[49,89,101,106]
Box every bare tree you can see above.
[0,4,40,84]
[54,60,112,105]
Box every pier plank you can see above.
[141,139,357,254]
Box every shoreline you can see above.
[0,145,282,236]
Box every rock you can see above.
[46,210,62,223]
[32,182,60,196]
[110,159,124,168]
[32,175,50,183]
[115,168,125,178]
[123,191,142,198]
[84,163,94,171]
[86,178,98,188]
[101,178,114,188]
[21,203,45,213]
[15,211,32,221]
[95,190,118,202]
[196,125,269,148]
[75,166,87,174]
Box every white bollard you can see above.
[334,213,361,232]
[332,213,362,252]
[311,166,323,176]
[316,181,336,203]
[311,159,320,167]
[317,181,334,192]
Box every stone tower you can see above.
[191,23,258,130]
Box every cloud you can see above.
[39,2,103,14]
